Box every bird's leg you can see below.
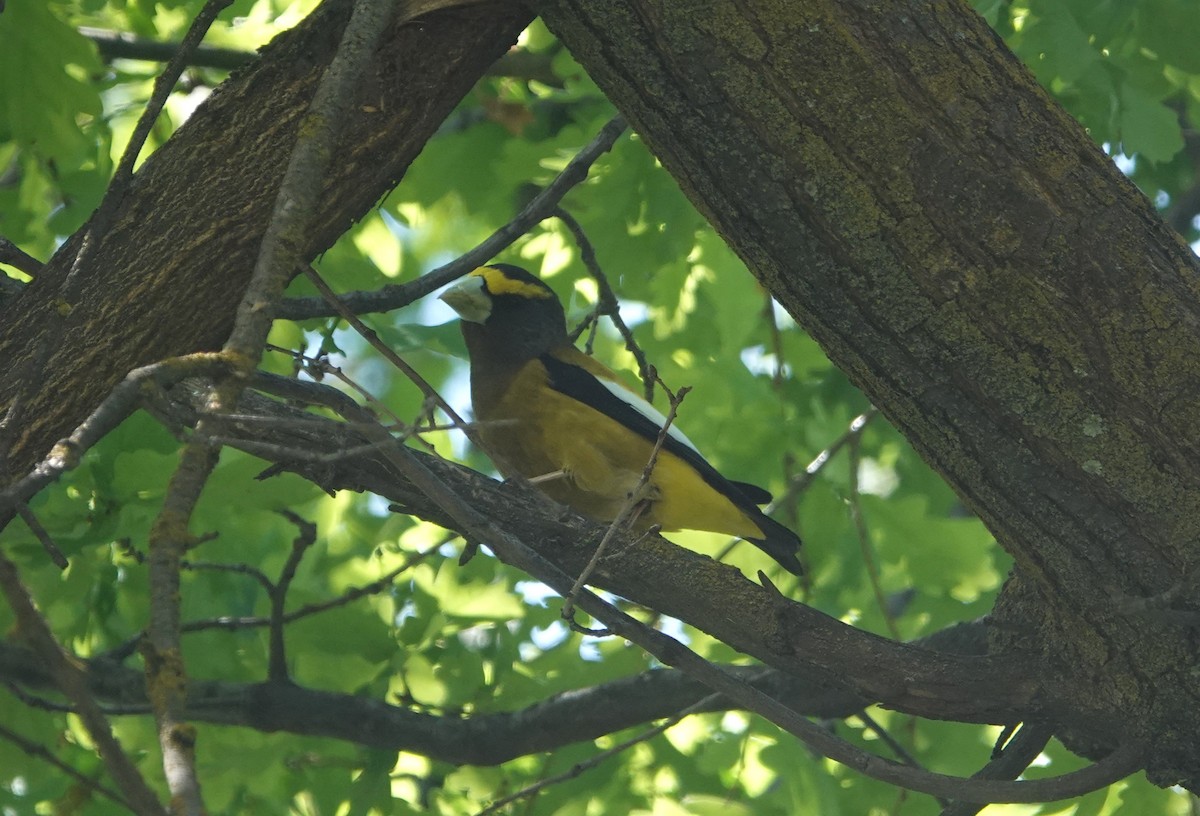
[637,521,663,540]
[625,481,659,527]
[627,480,657,504]
[624,499,648,528]
[612,484,661,556]
[526,469,568,485]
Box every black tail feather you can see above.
[746,512,804,576]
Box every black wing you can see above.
[539,353,766,508]
[540,351,804,575]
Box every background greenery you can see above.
[1,0,1197,813]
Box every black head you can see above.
[440,264,568,364]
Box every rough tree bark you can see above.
[532,0,1200,790]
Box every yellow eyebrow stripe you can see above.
[471,266,553,300]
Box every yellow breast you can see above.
[475,360,764,540]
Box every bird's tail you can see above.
[746,513,804,576]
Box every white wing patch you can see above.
[593,376,700,454]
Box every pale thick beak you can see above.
[439,275,491,324]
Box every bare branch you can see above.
[784,409,877,503]
[0,353,230,533]
[299,265,471,436]
[13,502,68,569]
[554,206,656,401]
[82,26,255,70]
[0,236,41,277]
[0,639,872,763]
[268,510,318,681]
[0,720,128,809]
[82,26,561,86]
[261,347,440,454]
[102,544,440,664]
[848,419,900,640]
[941,723,1055,816]
[715,409,876,571]
[275,116,629,321]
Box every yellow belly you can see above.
[476,362,764,539]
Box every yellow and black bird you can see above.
[439,263,804,575]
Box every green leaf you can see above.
[348,749,399,814]
[867,495,999,601]
[1118,83,1185,163]
[1138,0,1200,74]
[1018,3,1100,85]
[0,2,103,162]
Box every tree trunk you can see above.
[0,0,532,481]
[532,0,1200,790]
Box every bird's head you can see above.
[440,264,568,361]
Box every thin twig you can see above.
[0,354,230,526]
[82,26,560,84]
[3,682,155,717]
[14,502,68,569]
[854,710,926,771]
[940,723,1055,816]
[561,383,690,631]
[183,560,274,592]
[4,680,78,713]
[473,693,722,816]
[199,434,399,468]
[268,510,317,681]
[265,347,439,453]
[856,710,948,809]
[0,721,129,809]
[713,409,877,569]
[554,207,655,401]
[786,408,878,501]
[299,266,471,439]
[82,26,255,71]
[848,423,900,640]
[569,305,602,349]
[762,292,787,388]
[0,236,42,277]
[274,116,629,322]
[102,544,441,663]
[199,381,513,439]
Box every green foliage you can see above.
[0,3,1196,816]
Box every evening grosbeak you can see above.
[439,263,804,576]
